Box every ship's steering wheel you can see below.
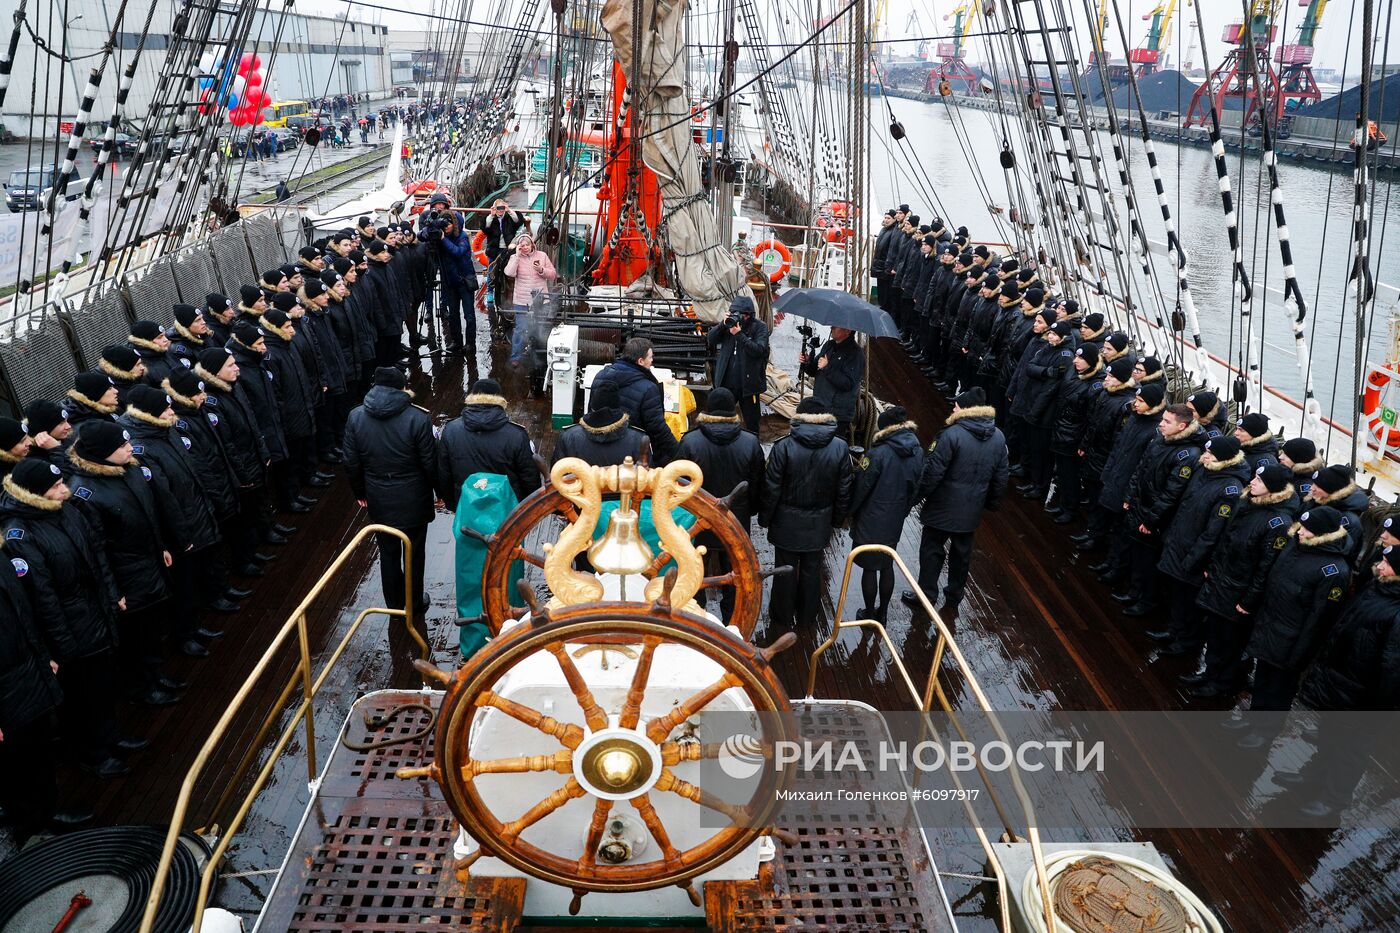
[406,601,796,912]
[480,470,765,638]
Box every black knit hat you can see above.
[1282,437,1316,463]
[9,459,61,497]
[1136,383,1166,407]
[1025,287,1045,307]
[1049,321,1073,338]
[262,308,291,328]
[366,239,388,256]
[232,321,263,346]
[707,387,737,416]
[75,421,129,461]
[1076,344,1100,366]
[349,249,366,264]
[332,257,354,276]
[198,347,232,373]
[469,377,502,396]
[1062,298,1080,316]
[1256,463,1291,493]
[373,366,406,389]
[279,263,298,279]
[1299,506,1342,536]
[130,320,162,341]
[1082,312,1105,331]
[973,244,990,260]
[796,397,829,416]
[1036,308,1056,328]
[239,284,263,306]
[127,385,170,417]
[877,405,908,429]
[271,292,297,312]
[1312,465,1353,494]
[24,400,67,436]
[0,417,26,449]
[1187,391,1218,418]
[589,379,621,414]
[1106,332,1130,352]
[357,215,373,229]
[303,279,326,299]
[102,344,140,371]
[319,270,341,288]
[173,304,201,328]
[999,281,1020,301]
[1017,268,1037,285]
[1108,358,1133,382]
[1238,412,1269,437]
[299,246,321,261]
[207,293,232,313]
[955,387,986,408]
[74,371,113,399]
[1204,435,1240,460]
[167,367,204,398]
[261,269,286,288]
[922,234,939,248]
[1139,356,1162,376]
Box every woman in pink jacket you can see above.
[503,233,557,366]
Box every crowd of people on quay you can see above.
[866,203,1399,817]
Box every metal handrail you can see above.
[805,543,1060,933]
[139,524,426,933]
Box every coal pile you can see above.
[1295,73,1400,122]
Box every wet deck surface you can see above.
[6,313,1399,932]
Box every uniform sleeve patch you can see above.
[1273,535,1287,550]
[1217,503,1233,517]
[180,436,192,450]
[1224,485,1241,496]
[1322,563,1340,577]
[1268,515,1286,528]
[132,445,144,455]
[1177,465,1193,478]
[176,419,188,430]
[4,528,22,541]
[1328,586,1344,602]
[1176,448,1192,460]
[205,397,218,407]
[9,557,27,577]
[206,413,219,426]
[74,487,91,500]
[180,358,192,368]
[140,466,153,480]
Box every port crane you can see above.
[1184,0,1284,129]
[1276,0,1329,110]
[923,1,981,96]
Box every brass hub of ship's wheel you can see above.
[402,602,796,912]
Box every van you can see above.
[4,166,88,212]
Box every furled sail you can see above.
[601,0,749,322]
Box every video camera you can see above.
[419,208,452,242]
[796,322,821,353]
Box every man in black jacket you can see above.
[799,327,864,441]
[593,338,678,465]
[343,367,439,615]
[1150,435,1253,656]
[902,387,1008,624]
[257,311,319,513]
[66,371,120,430]
[1240,506,1352,747]
[128,320,182,388]
[204,293,237,348]
[23,400,70,471]
[762,398,852,632]
[437,378,539,508]
[1119,403,1205,617]
[707,295,770,433]
[1304,465,1371,561]
[167,304,210,369]
[482,199,527,309]
[676,389,765,623]
[1046,344,1104,525]
[553,381,649,468]
[1186,463,1297,699]
[1,458,128,777]
[873,210,899,313]
[1234,412,1279,471]
[850,406,923,623]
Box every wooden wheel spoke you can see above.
[645,672,742,742]
[660,740,725,765]
[479,690,586,749]
[655,767,749,824]
[618,636,662,731]
[501,777,587,841]
[546,644,610,733]
[578,798,615,875]
[512,546,547,568]
[630,792,682,863]
[462,749,572,780]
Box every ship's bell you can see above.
[587,491,654,576]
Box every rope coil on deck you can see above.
[1019,850,1222,933]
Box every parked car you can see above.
[4,166,87,212]
[267,127,300,151]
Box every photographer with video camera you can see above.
[799,325,863,441]
[706,294,769,433]
[418,193,478,355]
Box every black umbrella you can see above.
[772,288,900,339]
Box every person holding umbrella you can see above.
[799,328,863,441]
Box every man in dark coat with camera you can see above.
[343,367,439,615]
[903,387,1007,624]
[676,388,765,623]
[425,196,480,355]
[707,294,770,434]
[799,327,864,441]
[761,398,852,632]
[436,378,539,508]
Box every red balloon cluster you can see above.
[229,54,268,127]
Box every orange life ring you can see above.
[753,239,792,283]
[1363,367,1400,447]
[823,226,853,244]
[692,106,705,124]
[471,230,489,266]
